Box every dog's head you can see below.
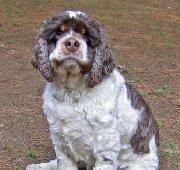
[32,10,115,87]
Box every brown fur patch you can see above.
[126,83,159,154]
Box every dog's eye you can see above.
[52,30,62,43]
[52,36,58,44]
[84,35,88,41]
[84,35,91,47]
[57,30,62,36]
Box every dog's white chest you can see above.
[44,89,118,161]
[43,77,123,163]
[42,70,139,164]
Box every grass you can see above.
[0,26,4,33]
[175,160,180,167]
[154,86,176,95]
[164,39,173,49]
[139,91,146,97]
[172,22,180,29]
[161,140,177,150]
[159,31,166,38]
[26,149,37,160]
[160,53,176,62]
[161,148,180,158]
[161,140,178,158]
[157,121,165,128]
[129,78,142,83]
[174,4,180,11]
[176,120,180,125]
[3,144,11,151]
[15,166,22,170]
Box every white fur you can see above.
[49,32,89,66]
[67,11,84,18]
[26,69,158,170]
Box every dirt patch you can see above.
[0,0,179,169]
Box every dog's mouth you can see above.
[52,57,81,76]
[62,57,80,64]
[52,56,92,76]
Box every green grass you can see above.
[176,120,180,125]
[172,22,180,29]
[157,121,165,128]
[160,53,176,62]
[15,166,22,170]
[139,91,146,97]
[161,140,178,158]
[161,140,177,150]
[3,144,11,151]
[175,159,180,167]
[0,26,5,33]
[155,87,165,95]
[129,78,142,83]
[154,86,176,95]
[174,4,180,11]
[159,31,166,38]
[161,150,173,157]
[26,149,37,160]
[164,39,173,49]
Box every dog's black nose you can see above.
[64,38,80,53]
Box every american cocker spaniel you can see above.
[27,10,159,170]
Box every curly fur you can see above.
[88,26,115,87]
[32,13,65,81]
[28,10,159,170]
[32,11,115,87]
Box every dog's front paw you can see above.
[26,159,78,170]
[26,159,59,170]
[26,164,43,170]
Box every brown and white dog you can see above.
[27,10,159,170]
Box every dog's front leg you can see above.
[26,136,78,170]
[93,153,118,170]
[93,132,121,170]
[51,131,78,170]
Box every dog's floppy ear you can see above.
[31,14,64,81]
[88,22,115,88]
[32,38,53,81]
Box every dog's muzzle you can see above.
[64,37,80,53]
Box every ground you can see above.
[0,0,179,169]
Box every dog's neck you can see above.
[53,72,88,91]
[48,72,89,103]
